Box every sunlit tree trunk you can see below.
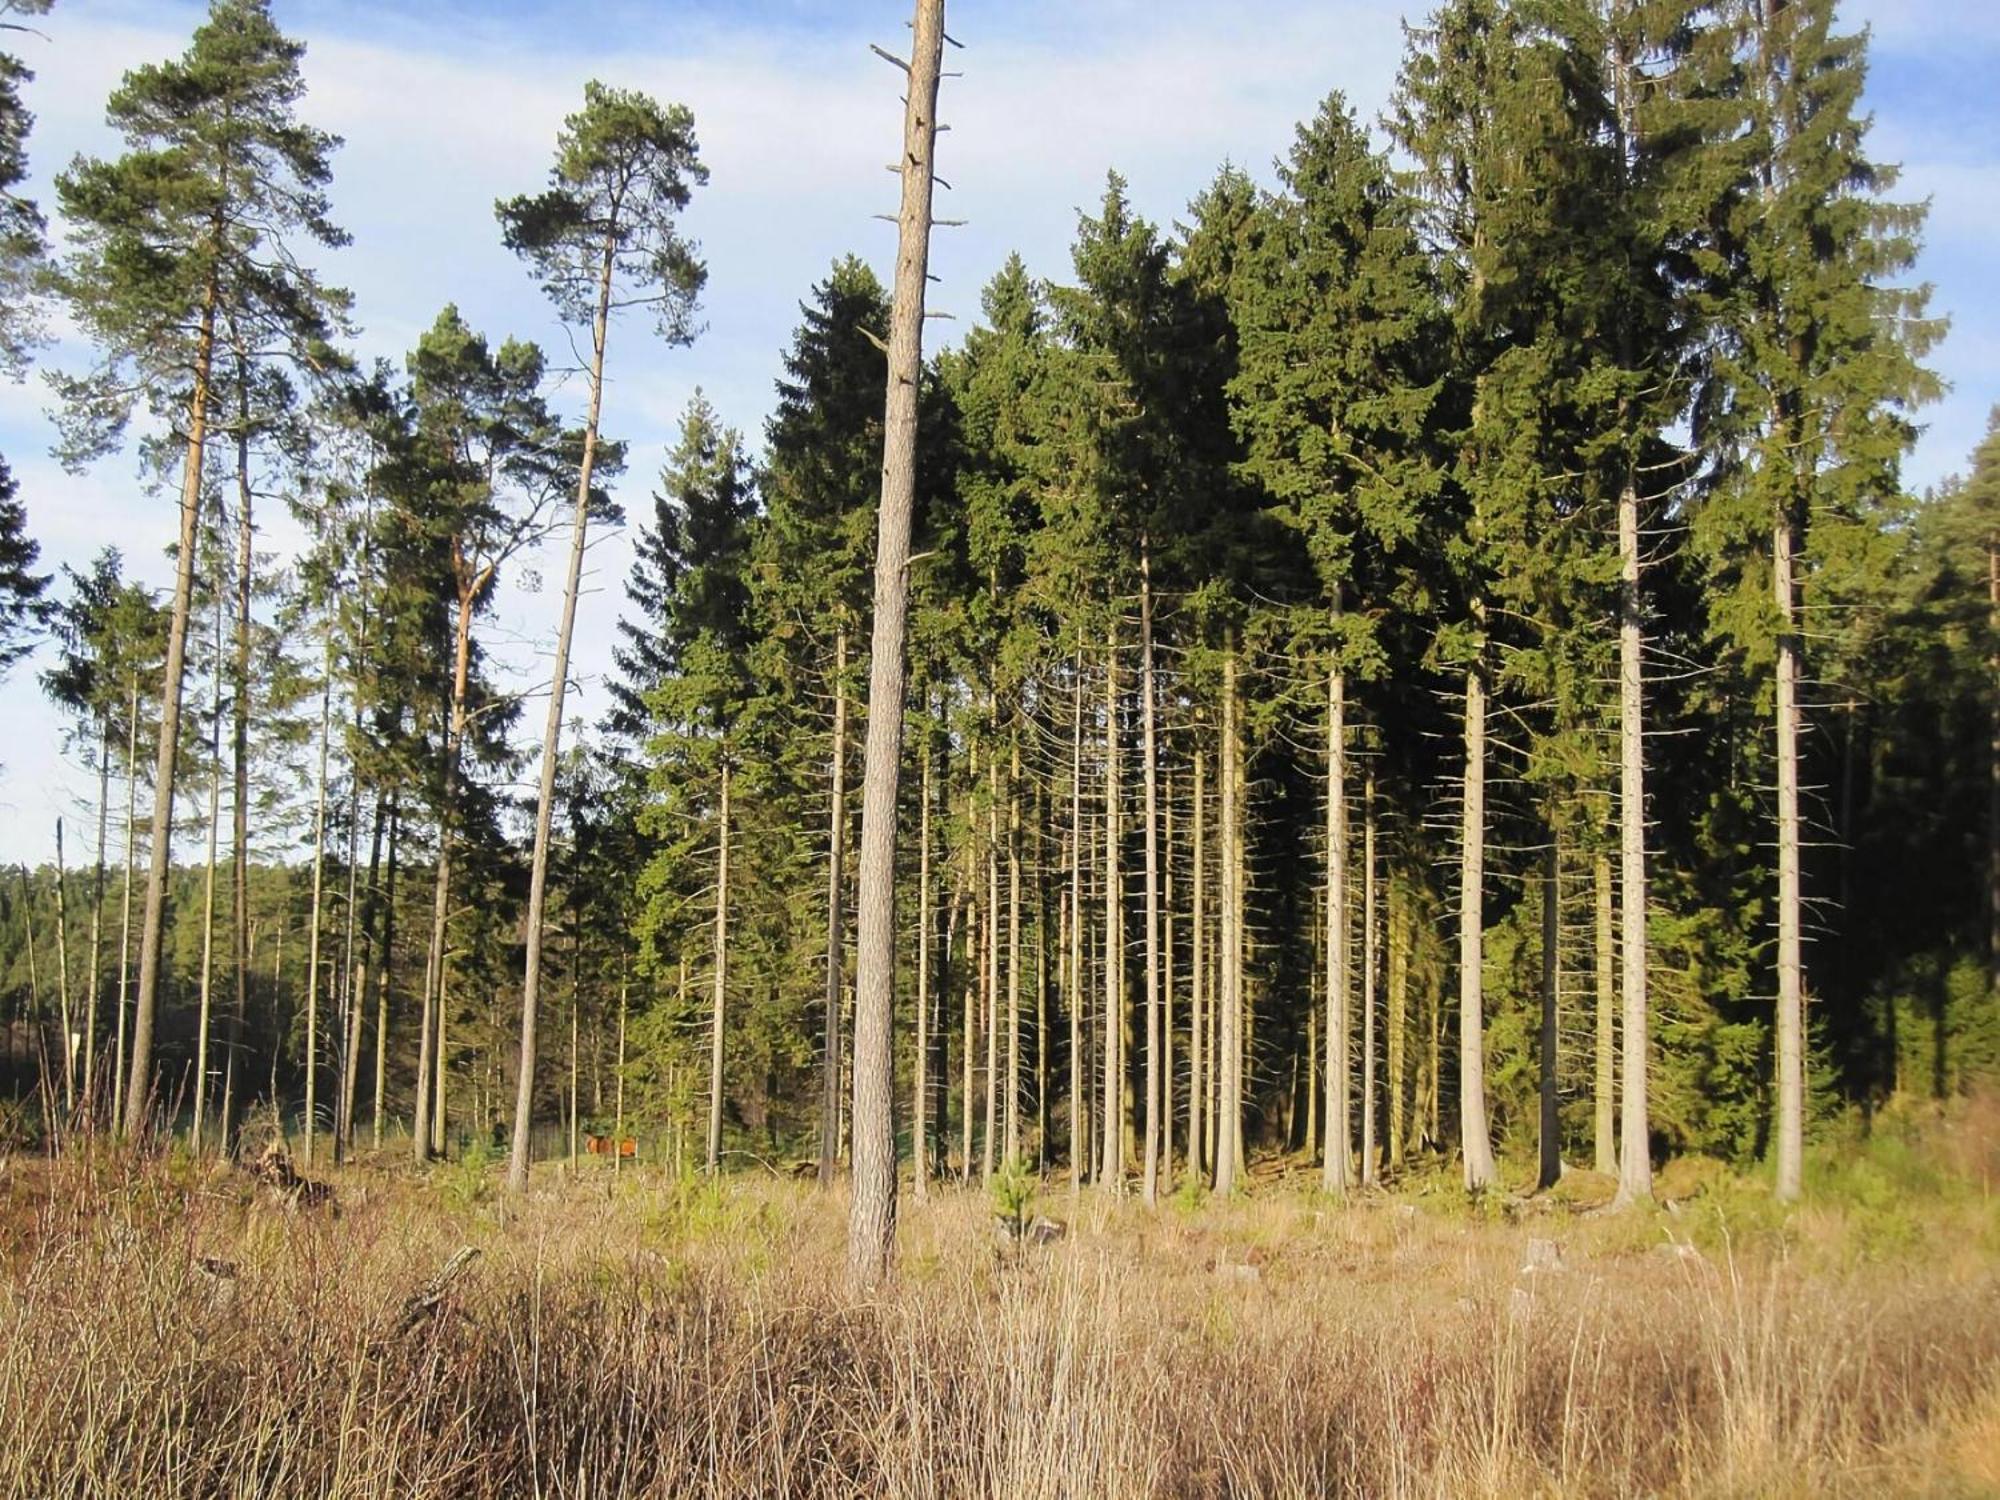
[508,230,616,1194]
[192,583,224,1154]
[1595,847,1616,1175]
[1459,658,1496,1191]
[846,0,944,1283]
[1069,657,1085,1191]
[1538,834,1560,1191]
[1216,645,1242,1196]
[914,728,933,1199]
[1140,542,1162,1207]
[1775,499,1805,1202]
[1101,624,1124,1192]
[1191,746,1206,1179]
[1617,469,1652,1203]
[1361,774,1378,1188]
[126,272,218,1140]
[707,757,731,1175]
[1323,657,1349,1194]
[821,626,850,1186]
[113,676,138,1130]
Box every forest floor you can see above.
[1,1098,1998,1498]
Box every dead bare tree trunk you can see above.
[846,0,944,1287]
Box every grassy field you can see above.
[2,1099,1998,1498]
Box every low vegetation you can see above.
[3,1096,1995,1498]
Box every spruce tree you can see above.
[1694,0,1939,1199]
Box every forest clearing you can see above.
[1,0,1999,1490]
[2,1094,1998,1498]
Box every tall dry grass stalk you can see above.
[0,1148,1995,1498]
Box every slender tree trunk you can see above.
[86,716,109,1113]
[708,756,731,1175]
[1192,746,1205,1179]
[1989,535,1999,991]
[1617,473,1652,1202]
[1036,790,1050,1170]
[821,626,850,1186]
[416,605,473,1164]
[1594,848,1616,1174]
[53,822,73,1114]
[846,0,943,1285]
[1162,766,1175,1194]
[341,793,383,1158]
[125,276,219,1139]
[302,643,331,1165]
[1140,543,1162,1207]
[1069,656,1085,1191]
[372,799,400,1151]
[1216,645,1242,1196]
[1459,659,1497,1191]
[192,582,224,1155]
[228,387,254,1156]
[1323,658,1349,1194]
[962,892,977,1181]
[1388,868,1407,1170]
[508,236,616,1195]
[914,725,932,1198]
[1006,734,1022,1165]
[1102,624,1124,1192]
[614,965,627,1170]
[114,676,138,1130]
[1362,774,1378,1188]
[568,944,580,1172]
[1774,502,1805,1201]
[433,956,448,1153]
[1538,834,1561,1191]
[983,739,999,1181]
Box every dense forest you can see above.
[0,0,1995,1235]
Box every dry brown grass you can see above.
[0,1136,1996,1499]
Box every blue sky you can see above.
[0,0,1992,867]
